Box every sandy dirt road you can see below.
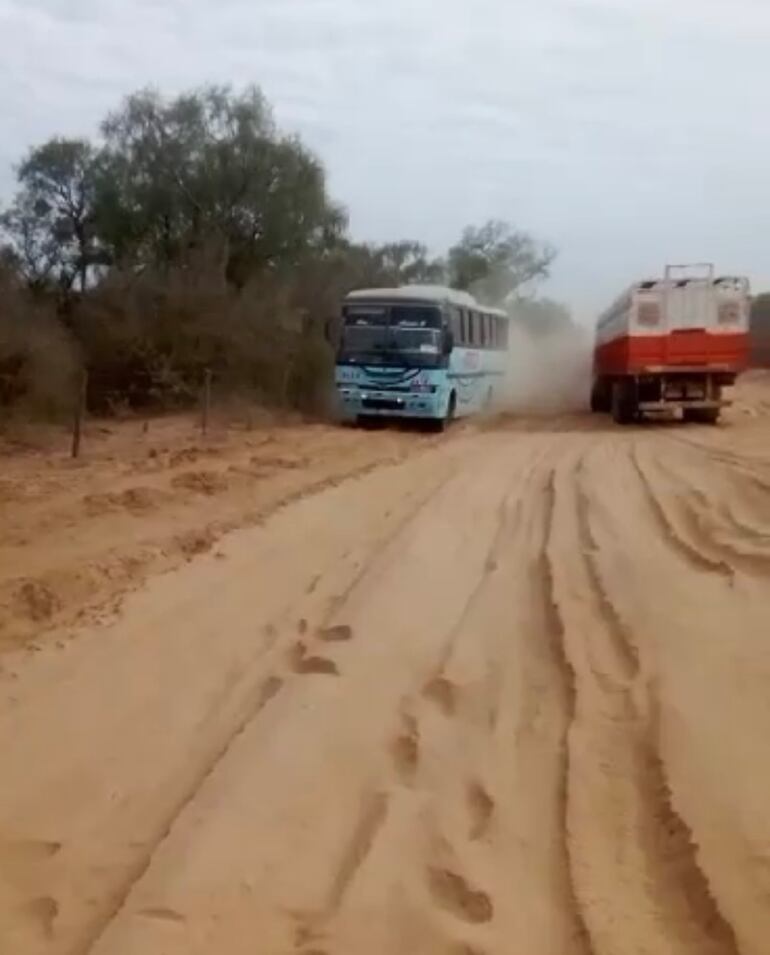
[1,379,769,955]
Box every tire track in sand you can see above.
[310,453,544,954]
[647,451,770,577]
[72,456,460,955]
[574,456,639,683]
[69,671,285,955]
[537,469,597,955]
[420,479,525,720]
[290,451,524,954]
[394,443,594,955]
[562,446,741,955]
[630,444,734,580]
[661,432,770,497]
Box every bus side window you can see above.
[459,310,467,345]
[450,307,462,342]
[480,314,487,348]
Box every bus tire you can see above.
[356,415,383,430]
[430,392,456,433]
[611,380,636,425]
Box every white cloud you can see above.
[1,0,769,317]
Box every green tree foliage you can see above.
[373,241,445,286]
[448,219,555,305]
[95,86,346,284]
[0,84,560,419]
[0,139,99,293]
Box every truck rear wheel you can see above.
[590,378,610,413]
[611,380,636,425]
[683,408,720,425]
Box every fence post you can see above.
[201,368,212,437]
[281,349,297,410]
[71,369,88,459]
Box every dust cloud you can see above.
[497,323,592,414]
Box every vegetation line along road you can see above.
[1,84,575,428]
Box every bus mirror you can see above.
[443,330,455,355]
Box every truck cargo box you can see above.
[591,266,750,424]
[594,268,750,377]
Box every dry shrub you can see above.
[0,270,79,425]
[71,254,334,416]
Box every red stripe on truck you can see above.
[594,331,749,376]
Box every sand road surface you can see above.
[1,381,769,955]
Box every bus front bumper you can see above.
[337,389,444,420]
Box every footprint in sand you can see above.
[290,642,340,676]
[317,624,354,643]
[423,675,457,716]
[427,868,493,924]
[467,782,495,841]
[391,711,420,784]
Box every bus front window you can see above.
[340,325,389,360]
[338,302,445,366]
[390,326,442,356]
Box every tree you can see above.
[0,139,99,293]
[375,241,445,285]
[0,195,62,292]
[95,85,346,284]
[0,83,570,419]
[448,219,555,305]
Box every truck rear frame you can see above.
[591,265,750,425]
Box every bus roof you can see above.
[346,285,508,318]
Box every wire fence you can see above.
[63,363,324,459]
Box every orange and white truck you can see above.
[590,264,750,424]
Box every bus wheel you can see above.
[431,393,456,433]
[357,415,383,430]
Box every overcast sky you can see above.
[2,0,769,319]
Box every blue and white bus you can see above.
[334,285,510,429]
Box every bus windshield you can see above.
[339,303,445,366]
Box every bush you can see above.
[0,270,80,422]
